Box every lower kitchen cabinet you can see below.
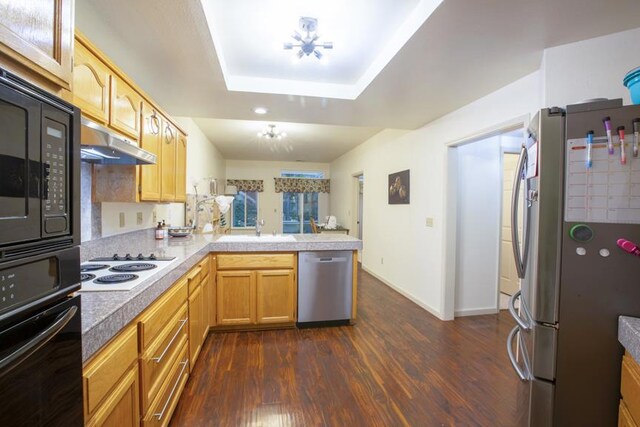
[215,253,297,329]
[621,351,640,426]
[189,282,205,368]
[83,325,139,427]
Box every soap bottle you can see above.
[155,222,164,240]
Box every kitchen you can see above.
[2,1,640,426]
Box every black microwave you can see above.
[0,69,80,260]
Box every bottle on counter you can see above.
[155,222,164,240]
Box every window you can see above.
[281,171,323,234]
[232,191,258,228]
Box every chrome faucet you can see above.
[256,219,265,236]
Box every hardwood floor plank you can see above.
[170,266,527,427]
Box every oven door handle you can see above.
[0,306,77,378]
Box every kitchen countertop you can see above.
[619,316,640,363]
[79,229,362,362]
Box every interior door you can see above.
[500,153,523,296]
[0,84,41,246]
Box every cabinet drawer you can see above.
[622,353,640,424]
[199,256,210,276]
[143,343,189,427]
[217,253,295,270]
[84,324,138,417]
[139,278,188,351]
[187,265,202,295]
[140,303,188,414]
[620,399,639,427]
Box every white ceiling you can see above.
[201,0,438,99]
[76,0,640,162]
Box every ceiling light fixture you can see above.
[258,124,287,140]
[253,107,268,115]
[283,17,333,60]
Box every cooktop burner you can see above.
[81,273,96,282]
[81,264,110,272]
[90,253,175,262]
[94,274,139,284]
[110,263,157,273]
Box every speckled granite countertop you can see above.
[79,229,362,362]
[619,316,640,362]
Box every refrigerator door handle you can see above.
[508,290,531,331]
[511,145,528,279]
[507,325,531,381]
[0,305,77,378]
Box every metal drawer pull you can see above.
[153,359,188,421]
[152,319,187,363]
[508,290,531,331]
[506,325,529,381]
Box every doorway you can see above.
[446,124,526,319]
[352,173,364,259]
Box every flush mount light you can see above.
[253,107,268,115]
[258,124,287,140]
[283,17,333,60]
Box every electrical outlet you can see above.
[381,257,384,264]
[426,217,434,227]
[119,212,125,228]
[137,212,143,225]
[152,210,157,223]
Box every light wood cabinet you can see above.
[256,270,296,324]
[217,270,256,326]
[139,102,162,201]
[188,283,205,369]
[72,41,111,124]
[215,253,297,329]
[208,255,217,328]
[0,0,73,89]
[110,75,142,141]
[83,325,139,426]
[160,118,177,202]
[175,131,187,202]
[621,352,640,425]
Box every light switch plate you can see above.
[119,212,125,228]
[136,212,143,225]
[426,217,434,227]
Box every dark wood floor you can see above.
[170,266,528,427]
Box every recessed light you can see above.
[253,107,268,115]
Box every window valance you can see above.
[274,178,330,193]
[226,179,264,192]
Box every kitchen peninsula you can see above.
[79,229,362,362]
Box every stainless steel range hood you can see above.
[80,118,156,165]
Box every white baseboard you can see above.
[361,266,444,320]
[454,307,499,317]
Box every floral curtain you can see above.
[226,179,264,192]
[274,178,330,193]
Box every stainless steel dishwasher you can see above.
[298,250,353,325]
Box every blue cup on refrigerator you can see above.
[624,66,640,105]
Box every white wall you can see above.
[225,160,331,234]
[330,71,542,319]
[544,27,640,107]
[454,136,502,316]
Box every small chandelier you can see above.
[283,17,333,60]
[258,124,287,140]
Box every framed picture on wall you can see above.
[388,169,410,204]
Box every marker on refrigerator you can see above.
[603,116,613,155]
[586,130,594,168]
[617,238,640,257]
[618,126,626,165]
[633,118,640,158]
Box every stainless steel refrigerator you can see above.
[506,99,640,426]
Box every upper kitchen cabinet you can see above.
[72,40,110,124]
[0,0,74,90]
[110,75,141,141]
[160,118,177,202]
[139,102,162,201]
[175,131,187,202]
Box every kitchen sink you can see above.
[217,235,296,242]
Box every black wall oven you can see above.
[0,68,83,426]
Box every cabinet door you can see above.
[160,118,176,201]
[139,102,162,200]
[217,271,255,326]
[256,270,296,324]
[175,131,187,202]
[110,75,142,141]
[209,255,217,327]
[73,41,111,124]
[0,0,73,88]
[86,366,140,427]
[188,284,204,369]
[201,273,210,339]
